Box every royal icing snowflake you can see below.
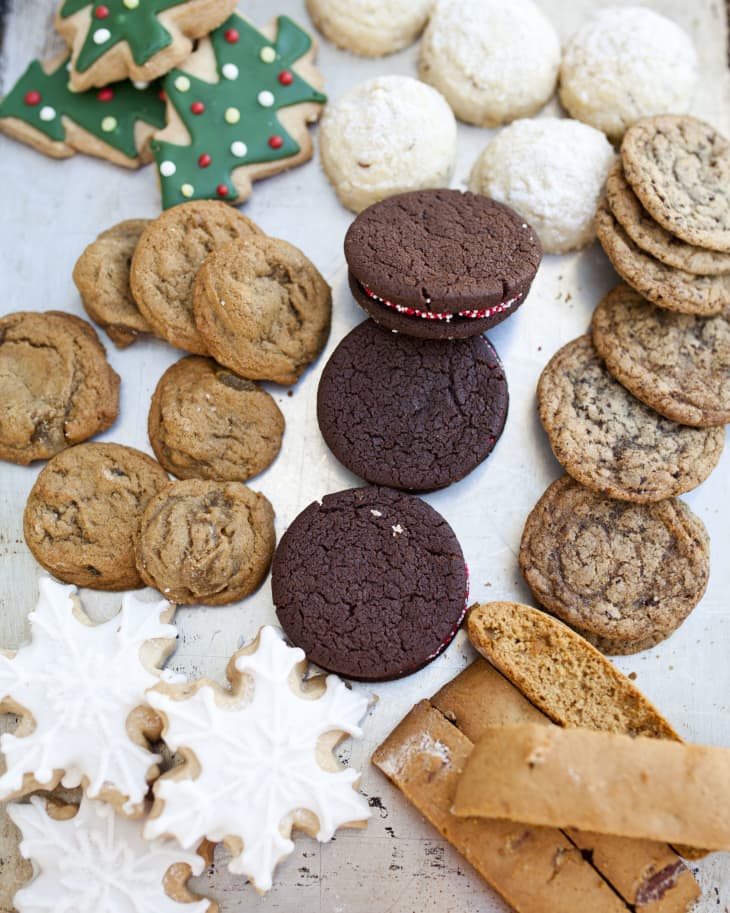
[145,626,370,892]
[8,795,212,913]
[0,577,177,815]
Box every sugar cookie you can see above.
[306,0,432,56]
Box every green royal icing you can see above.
[0,56,167,159]
[60,0,188,73]
[152,14,326,209]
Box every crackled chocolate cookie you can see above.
[621,115,730,253]
[317,320,508,490]
[519,476,710,654]
[595,200,730,316]
[135,479,275,605]
[344,189,541,339]
[73,219,153,348]
[592,286,730,428]
[537,336,724,502]
[24,443,170,589]
[0,311,120,465]
[193,235,331,385]
[271,486,468,681]
[130,200,263,354]
[149,356,285,482]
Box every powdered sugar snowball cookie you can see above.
[418,0,560,127]
[306,0,432,56]
[559,7,699,143]
[319,75,456,213]
[145,626,370,893]
[469,118,615,254]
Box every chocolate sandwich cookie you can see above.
[317,320,508,490]
[271,486,468,681]
[344,189,542,339]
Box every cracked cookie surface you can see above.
[537,335,724,502]
[519,476,710,654]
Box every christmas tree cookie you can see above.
[0,55,166,168]
[151,13,326,209]
[56,0,238,92]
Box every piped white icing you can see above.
[0,578,176,814]
[8,795,210,913]
[145,626,370,892]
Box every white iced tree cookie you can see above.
[145,625,371,892]
[7,794,215,913]
[0,577,177,816]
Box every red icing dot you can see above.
[278,70,294,86]
[224,28,239,43]
[95,4,110,18]
[158,90,167,102]
[268,135,284,149]
[97,88,114,102]
[216,184,229,197]
[190,101,205,115]
[24,90,41,106]
[198,153,212,168]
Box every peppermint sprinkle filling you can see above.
[362,284,522,322]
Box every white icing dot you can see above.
[181,183,194,198]
[66,81,79,94]
[221,63,239,80]
[230,141,248,158]
[93,28,111,44]
[39,106,56,122]
[101,116,117,132]
[257,90,275,108]
[174,76,191,92]
[259,46,276,63]
[132,80,149,90]
[159,160,176,177]
[124,0,139,7]
[224,107,240,125]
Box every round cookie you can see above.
[537,335,725,503]
[519,476,710,655]
[595,199,730,317]
[559,7,698,143]
[419,0,560,127]
[345,189,542,339]
[591,285,730,428]
[0,311,120,466]
[149,356,285,482]
[605,159,730,276]
[621,115,730,253]
[134,479,275,605]
[193,235,331,385]
[73,219,153,348]
[24,443,170,590]
[306,0,432,56]
[271,486,468,681]
[130,200,264,355]
[469,118,615,254]
[318,76,457,213]
[317,320,508,490]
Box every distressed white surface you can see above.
[1,1,729,910]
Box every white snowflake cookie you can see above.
[8,794,215,913]
[0,577,177,816]
[145,625,371,893]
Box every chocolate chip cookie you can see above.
[134,479,275,605]
[592,285,730,427]
[0,311,120,465]
[537,335,724,502]
[24,442,170,589]
[148,356,285,482]
[519,475,710,654]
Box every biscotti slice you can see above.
[453,723,730,852]
[372,700,631,913]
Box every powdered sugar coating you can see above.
[419,0,560,127]
[306,0,432,56]
[469,118,616,254]
[319,75,456,212]
[560,6,698,143]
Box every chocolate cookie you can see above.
[24,442,170,590]
[0,311,120,465]
[344,189,542,339]
[134,479,275,605]
[595,199,730,316]
[519,476,710,654]
[537,335,724,503]
[317,320,508,490]
[193,235,331,385]
[130,201,263,354]
[621,115,730,253]
[592,286,730,428]
[73,219,154,348]
[149,356,285,482]
[271,486,468,681]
